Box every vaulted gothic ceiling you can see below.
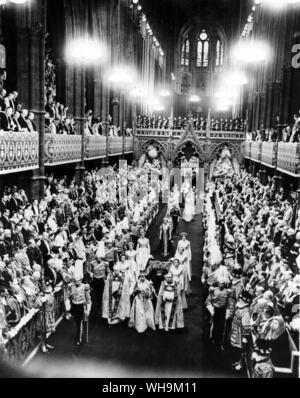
[141,0,249,41]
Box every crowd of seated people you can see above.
[45,90,76,135]
[203,172,300,378]
[137,115,245,132]
[0,166,158,352]
[84,111,133,137]
[0,88,37,133]
[246,111,300,143]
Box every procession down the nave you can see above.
[25,202,233,378]
[1,0,300,381]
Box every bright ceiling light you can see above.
[189,95,201,103]
[263,0,287,9]
[160,89,171,97]
[146,97,165,111]
[216,102,231,112]
[232,40,271,63]
[223,70,248,86]
[130,86,147,98]
[66,38,107,64]
[8,0,29,3]
[108,65,135,85]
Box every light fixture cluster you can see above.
[123,0,165,57]
[142,16,164,57]
[0,0,29,5]
[241,0,300,38]
[241,4,256,38]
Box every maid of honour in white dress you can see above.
[125,242,139,291]
[136,230,151,271]
[175,233,192,282]
[182,188,196,223]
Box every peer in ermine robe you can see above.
[102,267,131,325]
[155,274,184,332]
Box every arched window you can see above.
[216,40,224,67]
[181,37,190,67]
[196,30,209,68]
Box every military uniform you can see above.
[69,282,91,344]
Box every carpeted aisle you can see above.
[25,207,237,378]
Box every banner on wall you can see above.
[0,45,6,69]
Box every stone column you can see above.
[112,92,120,127]
[73,65,86,183]
[15,0,47,200]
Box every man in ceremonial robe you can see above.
[102,266,131,325]
[155,274,184,332]
[230,291,252,371]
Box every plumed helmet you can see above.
[254,339,273,356]
[239,290,253,304]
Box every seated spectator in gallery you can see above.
[0,88,6,112]
[0,106,15,131]
[0,69,7,91]
[18,109,29,131]
[26,111,37,132]
[13,110,22,132]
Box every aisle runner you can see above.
[195,167,205,214]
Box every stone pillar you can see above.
[73,65,86,182]
[15,0,47,200]
[112,92,120,127]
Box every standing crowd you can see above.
[0,164,197,356]
[202,172,300,378]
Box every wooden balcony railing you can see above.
[45,134,82,165]
[0,131,39,175]
[245,142,300,176]
[85,135,107,160]
[261,142,277,168]
[136,128,244,140]
[44,134,134,167]
[277,142,300,176]
[109,137,123,156]
[250,141,262,162]
[244,141,251,158]
[124,137,134,153]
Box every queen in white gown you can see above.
[182,189,195,222]
[129,273,156,333]
[136,230,151,271]
[176,233,192,281]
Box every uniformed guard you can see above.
[252,338,274,378]
[69,277,91,346]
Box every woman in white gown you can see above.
[176,232,192,281]
[129,272,156,333]
[169,259,189,310]
[136,229,151,271]
[182,188,195,222]
[125,242,139,291]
